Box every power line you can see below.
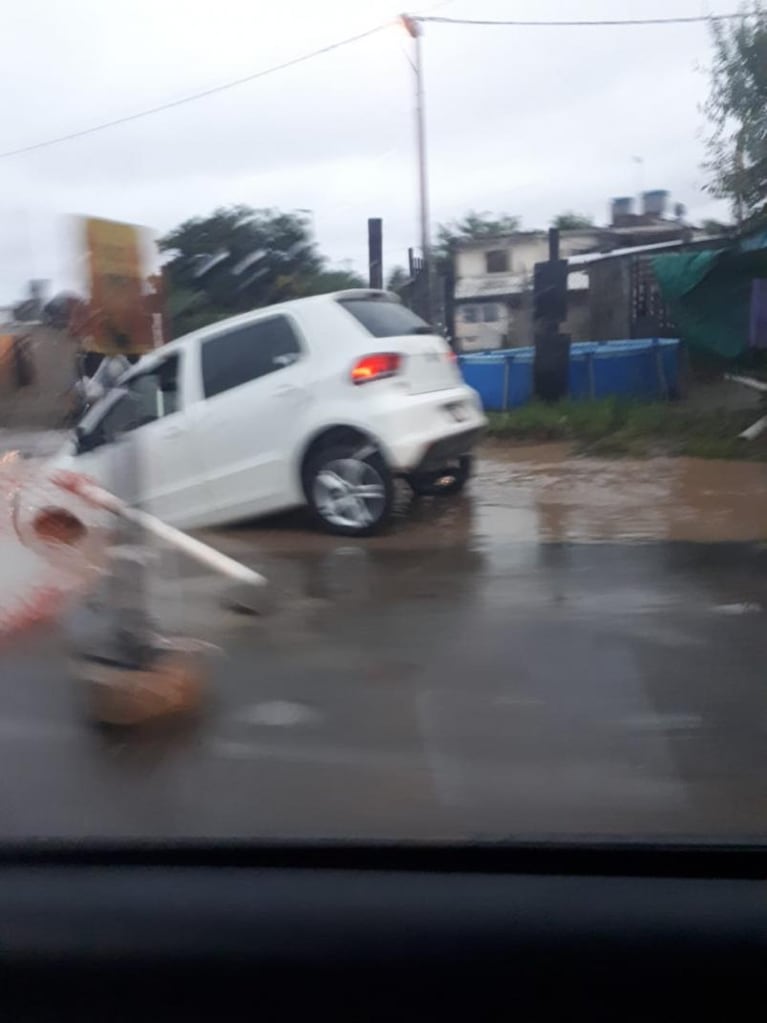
[0,7,753,162]
[418,12,750,28]
[0,22,387,161]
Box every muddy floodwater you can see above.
[1,445,764,625]
[475,442,767,545]
[207,443,767,563]
[1,442,767,841]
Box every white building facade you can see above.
[453,231,600,352]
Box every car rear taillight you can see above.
[350,353,401,385]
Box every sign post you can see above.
[533,228,571,402]
[71,217,203,725]
[82,217,156,357]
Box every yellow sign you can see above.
[0,334,14,388]
[82,216,154,355]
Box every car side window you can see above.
[201,316,302,400]
[79,355,180,452]
[124,355,181,428]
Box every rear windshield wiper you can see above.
[409,325,435,334]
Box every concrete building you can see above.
[568,236,720,343]
[452,191,700,352]
[453,230,599,351]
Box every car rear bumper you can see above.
[368,384,485,471]
[410,428,483,474]
[378,390,486,470]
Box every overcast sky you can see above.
[0,0,733,303]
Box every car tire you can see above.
[303,441,394,537]
[409,455,472,497]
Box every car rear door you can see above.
[196,314,308,523]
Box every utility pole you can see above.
[532,228,570,402]
[401,14,432,322]
[367,218,383,289]
[633,155,644,208]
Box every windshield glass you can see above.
[0,0,765,848]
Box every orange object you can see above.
[0,465,107,644]
[83,216,155,356]
[32,507,86,547]
[79,644,206,726]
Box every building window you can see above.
[485,249,509,274]
[462,305,478,323]
[483,303,499,323]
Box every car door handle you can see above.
[275,385,302,398]
[160,423,183,438]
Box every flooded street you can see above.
[203,444,767,570]
[478,442,767,544]
[0,444,766,842]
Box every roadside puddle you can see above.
[477,442,767,543]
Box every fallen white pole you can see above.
[52,472,267,588]
[118,504,266,587]
[739,414,767,441]
[725,373,767,393]
[724,374,767,441]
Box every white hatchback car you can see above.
[54,290,486,536]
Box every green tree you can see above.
[551,211,594,230]
[703,3,767,226]
[299,268,366,295]
[159,206,324,335]
[386,266,410,292]
[434,210,520,267]
[700,218,733,235]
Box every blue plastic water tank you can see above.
[459,339,679,410]
[458,349,534,411]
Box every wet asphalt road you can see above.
[0,448,766,842]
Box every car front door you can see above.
[75,352,210,526]
[196,314,308,523]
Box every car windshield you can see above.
[338,297,433,337]
[0,0,765,850]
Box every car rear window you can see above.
[338,298,431,338]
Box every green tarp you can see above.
[652,235,767,359]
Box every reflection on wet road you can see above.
[478,442,767,544]
[0,445,765,841]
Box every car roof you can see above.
[151,289,397,360]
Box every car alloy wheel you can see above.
[304,441,394,537]
[313,456,387,531]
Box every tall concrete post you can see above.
[401,14,432,323]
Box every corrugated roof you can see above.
[566,236,724,267]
